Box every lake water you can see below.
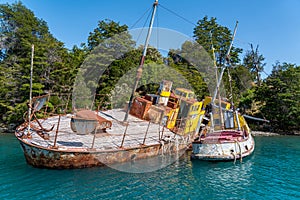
[0,133,299,200]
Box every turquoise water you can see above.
[1,133,299,200]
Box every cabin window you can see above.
[188,93,194,99]
[214,118,220,126]
[224,111,234,129]
[221,102,228,109]
[175,90,185,98]
[162,116,168,126]
[190,105,199,112]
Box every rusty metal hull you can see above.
[191,132,255,161]
[15,109,192,169]
[17,134,188,169]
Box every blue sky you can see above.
[2,0,300,76]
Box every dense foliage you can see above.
[254,63,300,132]
[0,2,299,133]
[0,2,77,125]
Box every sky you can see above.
[2,0,300,76]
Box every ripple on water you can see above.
[1,135,300,200]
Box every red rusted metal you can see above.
[129,97,152,119]
[144,105,165,123]
[70,110,112,134]
[16,135,188,169]
[96,115,112,130]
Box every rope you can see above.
[234,140,243,163]
[156,6,159,51]
[134,7,153,45]
[232,151,237,164]
[159,4,197,27]
[130,6,152,29]
[237,141,243,163]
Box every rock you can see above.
[252,131,280,136]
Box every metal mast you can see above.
[210,31,225,130]
[28,44,34,134]
[123,0,158,122]
[210,22,238,131]
[211,21,238,104]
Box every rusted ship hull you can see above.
[15,109,190,169]
[17,137,187,169]
[191,132,255,161]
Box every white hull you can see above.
[191,132,255,161]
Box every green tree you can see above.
[193,16,244,104]
[87,19,128,51]
[74,20,135,109]
[243,44,266,86]
[193,16,242,67]
[255,63,300,132]
[0,2,71,125]
[167,39,216,98]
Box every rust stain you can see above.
[18,139,187,169]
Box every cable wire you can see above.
[159,4,197,27]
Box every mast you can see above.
[211,21,238,104]
[123,0,158,122]
[210,22,238,131]
[210,32,224,130]
[28,44,34,134]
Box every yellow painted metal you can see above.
[165,107,179,129]
[160,91,171,97]
[174,88,195,99]
[238,114,250,133]
[178,100,203,135]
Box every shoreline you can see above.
[251,131,280,136]
[251,131,300,136]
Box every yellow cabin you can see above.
[173,89,203,135]
[174,88,195,100]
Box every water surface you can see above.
[0,134,299,199]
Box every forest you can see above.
[0,2,299,134]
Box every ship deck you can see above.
[17,109,181,151]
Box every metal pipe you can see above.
[212,21,238,104]
[235,111,241,131]
[209,112,214,132]
[53,115,61,148]
[243,114,270,122]
[123,0,158,122]
[210,31,224,130]
[142,121,151,145]
[91,128,97,149]
[120,122,129,148]
[160,124,165,140]
[28,44,34,135]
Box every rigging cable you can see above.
[156,5,159,52]
[130,6,152,29]
[134,7,153,46]
[159,4,197,27]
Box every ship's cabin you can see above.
[174,88,195,100]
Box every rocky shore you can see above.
[0,123,16,133]
[251,131,280,136]
[252,131,300,136]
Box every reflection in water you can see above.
[109,151,181,173]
